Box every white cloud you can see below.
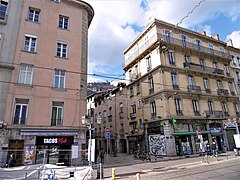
[226,31,240,48]
[85,0,240,82]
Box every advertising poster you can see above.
[24,145,34,164]
[149,134,166,156]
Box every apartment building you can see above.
[0,0,94,166]
[87,81,115,96]
[123,19,240,156]
[87,82,128,154]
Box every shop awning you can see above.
[20,129,79,136]
[172,130,210,136]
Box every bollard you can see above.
[136,173,141,180]
[112,168,115,180]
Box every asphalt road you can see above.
[102,157,240,180]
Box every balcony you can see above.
[217,89,229,96]
[149,88,154,94]
[187,85,201,93]
[173,84,179,90]
[194,111,201,116]
[130,113,136,119]
[176,110,183,115]
[205,110,223,118]
[205,89,211,94]
[119,112,124,119]
[183,62,224,76]
[230,91,236,96]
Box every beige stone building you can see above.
[0,0,93,166]
[87,82,128,154]
[123,19,240,156]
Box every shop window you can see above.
[0,0,8,22]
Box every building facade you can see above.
[0,0,94,166]
[123,19,240,156]
[87,82,128,154]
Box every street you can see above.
[100,153,240,180]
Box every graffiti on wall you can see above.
[149,134,166,156]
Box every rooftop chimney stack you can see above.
[226,39,233,47]
[212,34,219,41]
[200,31,206,36]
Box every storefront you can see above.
[35,136,74,166]
[127,135,143,154]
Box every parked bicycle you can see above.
[133,151,151,161]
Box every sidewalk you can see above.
[92,151,237,179]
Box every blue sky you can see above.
[85,0,240,84]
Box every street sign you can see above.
[105,132,110,139]
[105,127,110,132]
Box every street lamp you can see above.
[81,115,93,167]
[96,115,104,180]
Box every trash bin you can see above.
[96,163,104,179]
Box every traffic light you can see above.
[169,118,177,124]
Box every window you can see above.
[136,80,140,94]
[168,51,175,65]
[224,64,230,76]
[53,0,61,3]
[199,58,205,66]
[209,44,214,54]
[184,54,191,63]
[207,100,214,113]
[0,1,8,21]
[229,82,236,94]
[203,78,210,92]
[56,42,67,58]
[221,102,228,116]
[18,65,34,85]
[148,75,154,94]
[180,34,188,47]
[137,99,142,109]
[130,86,134,97]
[171,72,178,89]
[194,39,201,51]
[146,56,152,70]
[103,110,107,121]
[213,61,218,69]
[58,15,69,29]
[54,70,66,88]
[220,47,225,56]
[135,65,139,77]
[163,29,173,43]
[192,100,200,115]
[109,107,112,116]
[51,102,63,126]
[24,35,37,52]
[216,80,223,89]
[174,98,182,115]
[188,75,195,86]
[13,99,28,125]
[130,104,136,119]
[236,72,240,82]
[27,8,40,22]
[150,101,156,117]
[233,103,240,115]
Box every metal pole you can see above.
[100,162,102,180]
[107,138,109,166]
[89,123,92,167]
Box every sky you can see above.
[85,0,240,84]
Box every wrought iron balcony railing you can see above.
[217,89,229,96]
[205,110,223,118]
[187,85,201,93]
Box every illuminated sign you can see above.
[36,136,73,145]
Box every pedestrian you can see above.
[6,153,15,167]
[211,141,218,158]
[206,142,211,156]
[95,148,99,164]
[99,148,105,164]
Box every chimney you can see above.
[200,31,206,36]
[212,34,219,41]
[226,39,233,47]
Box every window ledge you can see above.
[55,56,68,60]
[57,27,70,31]
[16,83,33,88]
[25,19,40,24]
[21,50,37,54]
[52,87,67,91]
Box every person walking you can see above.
[211,141,218,158]
[6,153,15,167]
[99,148,105,164]
[95,148,99,164]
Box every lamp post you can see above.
[81,115,93,167]
[96,115,103,180]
